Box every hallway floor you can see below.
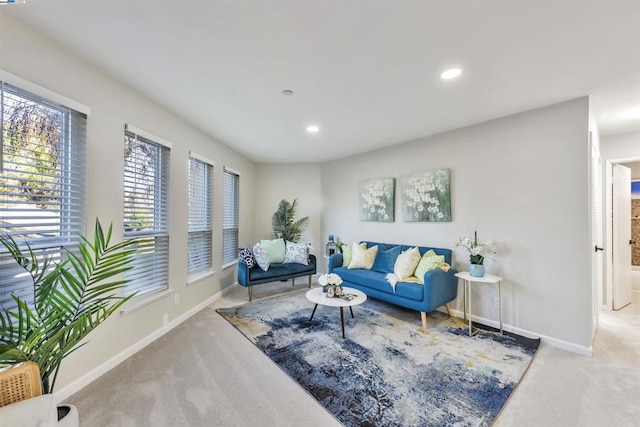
[495,291,640,426]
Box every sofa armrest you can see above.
[237,259,250,287]
[307,254,318,273]
[423,268,459,308]
[328,253,343,273]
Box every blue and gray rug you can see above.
[217,289,539,427]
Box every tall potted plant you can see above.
[0,219,138,393]
[271,198,309,242]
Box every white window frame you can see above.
[0,74,88,309]
[187,152,214,284]
[222,166,239,268]
[122,124,171,298]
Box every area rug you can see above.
[217,289,540,427]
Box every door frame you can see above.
[605,156,640,309]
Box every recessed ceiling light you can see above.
[282,89,294,96]
[441,68,462,80]
[306,125,319,134]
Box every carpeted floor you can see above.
[217,288,540,427]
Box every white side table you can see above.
[455,271,503,337]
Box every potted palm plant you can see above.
[271,198,309,242]
[0,219,138,393]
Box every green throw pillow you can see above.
[260,238,286,263]
[414,251,449,284]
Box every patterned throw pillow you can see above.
[253,243,270,271]
[414,251,451,284]
[348,243,378,270]
[283,241,309,265]
[393,246,421,280]
[238,246,256,268]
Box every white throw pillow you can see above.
[253,243,270,271]
[394,246,421,280]
[283,241,309,265]
[348,243,378,270]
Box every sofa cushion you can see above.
[284,240,308,265]
[394,281,425,301]
[253,243,270,271]
[248,262,313,281]
[238,246,256,268]
[336,267,392,293]
[394,246,421,280]
[372,245,401,273]
[260,238,286,263]
[348,243,378,270]
[335,267,424,302]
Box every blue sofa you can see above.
[238,255,317,301]
[329,241,458,333]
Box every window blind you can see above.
[222,167,239,265]
[188,155,213,276]
[0,82,87,308]
[123,128,170,296]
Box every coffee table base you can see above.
[309,305,355,339]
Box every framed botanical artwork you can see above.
[359,177,395,222]
[401,168,451,222]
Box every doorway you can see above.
[605,158,640,311]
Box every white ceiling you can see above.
[6,0,640,163]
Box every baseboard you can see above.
[445,308,593,357]
[55,286,233,402]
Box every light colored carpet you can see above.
[218,289,539,426]
[67,281,640,426]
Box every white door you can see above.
[612,164,632,310]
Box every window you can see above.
[222,167,239,266]
[188,153,213,279]
[0,81,87,309]
[123,125,170,297]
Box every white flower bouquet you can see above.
[454,231,497,265]
[318,273,343,297]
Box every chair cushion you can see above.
[248,262,313,281]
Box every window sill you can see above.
[222,260,237,270]
[120,288,173,316]
[187,270,216,287]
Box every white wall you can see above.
[253,164,323,267]
[601,131,640,162]
[0,11,256,392]
[321,98,593,351]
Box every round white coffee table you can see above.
[306,287,367,339]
